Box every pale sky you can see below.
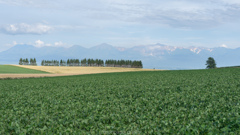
[1,0,240,51]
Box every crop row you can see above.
[0,68,240,134]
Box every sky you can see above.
[0,0,240,52]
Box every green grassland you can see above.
[0,68,240,134]
[0,65,49,74]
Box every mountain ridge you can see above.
[0,43,239,69]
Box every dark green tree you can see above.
[60,59,63,66]
[19,58,23,65]
[206,57,217,69]
[30,58,33,65]
[67,59,70,66]
[81,58,87,66]
[33,58,37,66]
[25,58,29,65]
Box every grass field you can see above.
[0,68,240,134]
[0,65,49,74]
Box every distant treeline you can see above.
[19,58,37,66]
[40,58,143,68]
[105,59,142,68]
[81,58,104,67]
[41,60,60,66]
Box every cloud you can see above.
[34,40,46,47]
[220,44,228,48]
[33,40,70,48]
[70,0,240,28]
[114,0,240,28]
[1,0,240,29]
[1,23,52,35]
[220,0,240,4]
[13,41,17,45]
[34,40,54,47]
[54,41,67,47]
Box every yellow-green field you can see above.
[15,65,156,74]
[0,65,157,78]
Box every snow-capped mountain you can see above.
[0,43,239,69]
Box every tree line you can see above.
[41,60,60,66]
[105,59,143,68]
[19,58,37,66]
[81,58,104,67]
[40,58,143,68]
[18,57,218,69]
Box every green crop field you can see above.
[0,65,49,74]
[0,68,240,134]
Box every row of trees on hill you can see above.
[41,60,60,66]
[67,59,80,66]
[19,58,37,65]
[41,59,105,67]
[105,60,143,68]
[40,58,143,68]
[18,57,217,69]
[41,59,104,67]
[81,58,104,67]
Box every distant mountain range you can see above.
[0,43,239,69]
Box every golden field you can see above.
[0,65,158,79]
[15,65,156,74]
[0,65,160,78]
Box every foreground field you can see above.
[0,68,240,134]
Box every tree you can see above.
[81,58,87,66]
[19,58,23,65]
[206,57,217,69]
[25,58,29,65]
[30,58,33,65]
[67,59,70,66]
[33,58,37,66]
[60,59,63,66]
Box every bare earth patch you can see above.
[0,65,158,79]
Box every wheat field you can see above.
[0,65,158,79]
[15,65,156,74]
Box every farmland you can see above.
[0,68,240,134]
[15,65,155,74]
[1,65,156,79]
[0,65,49,74]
